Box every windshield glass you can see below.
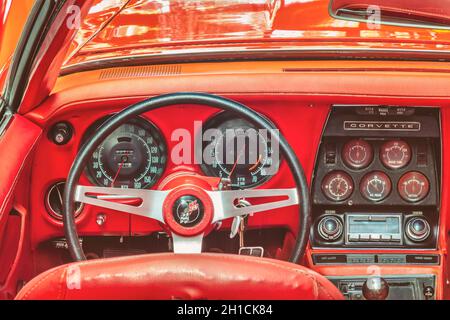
[63,0,450,69]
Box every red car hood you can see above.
[63,0,450,69]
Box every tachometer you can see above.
[86,118,167,189]
[201,114,279,188]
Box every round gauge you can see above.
[380,140,411,169]
[86,118,167,189]
[398,171,430,203]
[321,171,354,202]
[342,139,373,169]
[360,171,392,202]
[201,114,279,188]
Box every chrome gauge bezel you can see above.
[200,111,281,189]
[83,116,167,189]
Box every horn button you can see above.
[162,174,216,237]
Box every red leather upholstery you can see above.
[15,253,343,300]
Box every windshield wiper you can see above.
[336,7,450,28]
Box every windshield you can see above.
[63,0,450,69]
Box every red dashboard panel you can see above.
[28,96,330,246]
[15,60,450,299]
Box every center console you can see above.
[310,105,441,300]
[328,275,436,300]
[311,105,441,249]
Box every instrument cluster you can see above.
[82,112,279,191]
[321,139,431,204]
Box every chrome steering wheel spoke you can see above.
[74,185,169,223]
[207,188,299,222]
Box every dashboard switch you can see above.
[49,122,73,145]
[417,144,428,166]
[325,143,337,164]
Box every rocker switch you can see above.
[325,143,337,165]
[417,144,428,166]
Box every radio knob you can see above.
[406,218,430,242]
[318,216,343,241]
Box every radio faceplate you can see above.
[312,210,437,249]
[346,214,402,245]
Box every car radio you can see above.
[346,214,402,245]
[313,211,434,248]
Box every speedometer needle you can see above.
[111,159,126,187]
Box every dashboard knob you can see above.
[406,217,430,242]
[362,277,389,300]
[49,122,73,145]
[318,216,343,241]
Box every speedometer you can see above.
[201,113,280,188]
[86,117,167,189]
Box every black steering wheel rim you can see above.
[63,92,311,263]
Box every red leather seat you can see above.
[15,253,343,300]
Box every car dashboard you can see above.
[12,60,450,300]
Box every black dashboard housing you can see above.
[311,105,441,249]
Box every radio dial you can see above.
[318,216,343,241]
[406,218,430,242]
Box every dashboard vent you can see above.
[99,65,182,79]
[46,182,83,220]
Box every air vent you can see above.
[99,65,182,80]
[46,182,83,220]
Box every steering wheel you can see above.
[63,93,311,263]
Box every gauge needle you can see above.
[249,155,262,172]
[336,180,344,193]
[370,181,380,192]
[229,147,245,178]
[111,159,126,187]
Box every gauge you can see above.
[321,171,354,202]
[342,139,373,169]
[86,118,167,189]
[201,114,279,188]
[380,140,411,169]
[360,171,392,202]
[398,171,430,203]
